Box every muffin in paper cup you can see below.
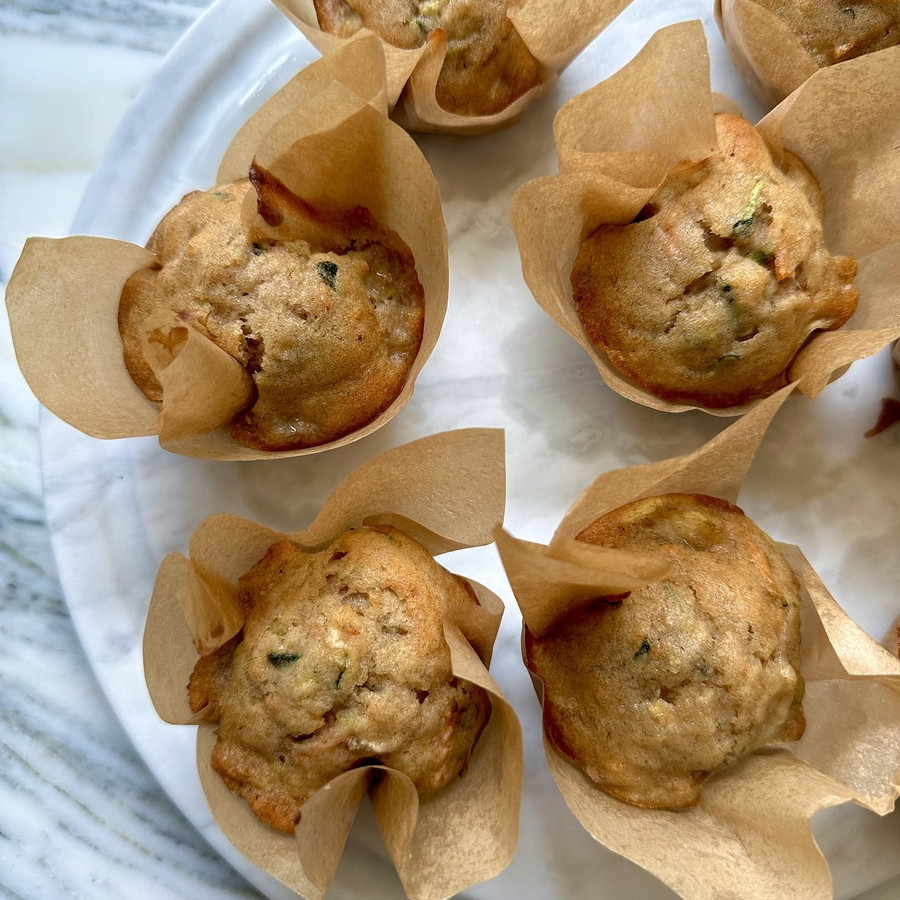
[143,428,523,900]
[512,20,900,418]
[272,0,635,133]
[494,386,900,900]
[5,35,448,460]
[716,0,900,108]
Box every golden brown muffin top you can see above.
[527,493,805,810]
[189,525,491,833]
[119,175,424,451]
[314,0,542,115]
[572,113,858,408]
[754,0,900,67]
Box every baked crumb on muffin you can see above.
[189,525,491,833]
[571,112,858,407]
[119,171,425,451]
[313,0,542,115]
[526,493,805,809]
[754,0,900,67]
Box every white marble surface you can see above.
[2,2,900,900]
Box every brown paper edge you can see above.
[195,723,327,899]
[368,620,522,900]
[155,327,256,441]
[143,429,521,898]
[881,614,900,659]
[512,20,900,418]
[755,47,900,258]
[274,0,635,133]
[217,32,391,185]
[715,0,820,107]
[494,525,670,641]
[495,400,900,899]
[144,429,505,663]
[4,236,161,438]
[271,0,427,105]
[778,544,900,815]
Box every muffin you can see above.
[313,0,542,115]
[119,169,425,451]
[752,0,900,67]
[188,524,492,833]
[526,493,805,810]
[571,112,858,408]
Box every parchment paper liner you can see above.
[494,387,900,900]
[5,35,449,460]
[143,428,523,900]
[272,0,635,134]
[511,20,900,418]
[882,615,900,658]
[715,0,900,108]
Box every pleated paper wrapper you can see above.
[5,36,448,460]
[272,0,635,134]
[715,0,900,107]
[494,387,900,900]
[511,20,900,418]
[143,428,523,900]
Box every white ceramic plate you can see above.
[40,0,900,897]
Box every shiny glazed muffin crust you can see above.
[189,525,491,833]
[571,113,858,408]
[118,173,425,451]
[313,0,542,115]
[527,493,805,810]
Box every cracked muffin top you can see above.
[754,0,900,68]
[118,174,425,451]
[188,525,492,833]
[313,0,542,116]
[526,493,805,810]
[571,112,858,408]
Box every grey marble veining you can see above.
[0,411,261,900]
[0,0,210,52]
